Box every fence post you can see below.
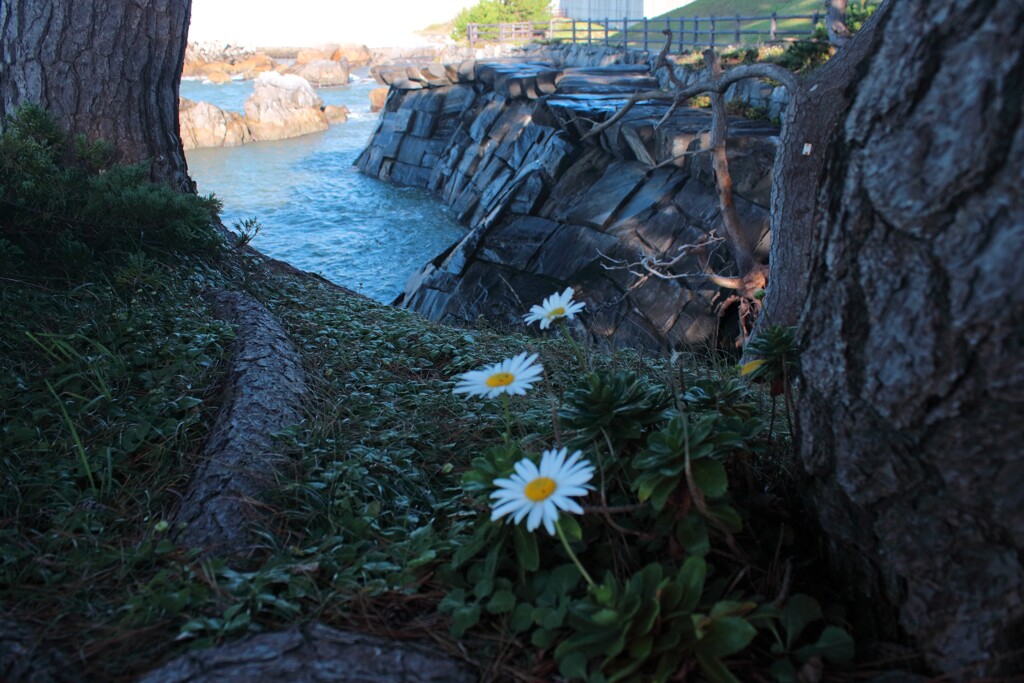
[588,19,592,46]
[643,18,649,50]
[734,14,740,45]
[709,15,715,47]
[812,10,821,35]
[678,18,684,51]
[770,12,777,42]
[693,17,698,46]
[572,18,576,43]
[623,16,629,48]
[605,18,609,47]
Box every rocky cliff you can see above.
[357,46,779,351]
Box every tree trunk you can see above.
[759,2,887,330]
[825,0,852,47]
[0,0,193,191]
[775,0,1024,676]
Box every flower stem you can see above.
[558,319,589,372]
[555,518,596,590]
[501,393,511,444]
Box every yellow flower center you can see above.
[524,477,556,502]
[486,372,515,388]
[546,307,566,319]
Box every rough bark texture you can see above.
[790,0,1024,676]
[758,2,888,331]
[138,623,475,683]
[173,289,306,558]
[826,0,852,47]
[0,621,77,683]
[0,0,192,190]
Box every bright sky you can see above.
[188,0,477,47]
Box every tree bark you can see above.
[705,48,756,276]
[758,4,888,331]
[0,0,193,191]
[775,0,1024,676]
[826,0,852,47]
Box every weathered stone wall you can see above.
[357,49,779,351]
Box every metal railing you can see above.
[468,12,826,50]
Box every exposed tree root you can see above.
[172,288,306,559]
[138,622,475,683]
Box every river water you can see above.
[180,76,465,302]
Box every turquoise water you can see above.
[180,77,465,302]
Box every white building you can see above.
[558,0,694,20]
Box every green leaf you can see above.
[627,634,653,660]
[708,502,743,532]
[769,657,797,682]
[811,625,855,664]
[513,525,540,572]
[486,589,516,614]
[675,514,710,557]
[510,602,534,633]
[559,515,583,542]
[780,594,822,650]
[695,651,743,683]
[691,458,728,498]
[532,626,557,648]
[698,616,757,658]
[590,608,620,626]
[450,602,481,638]
[678,556,707,613]
[559,652,589,680]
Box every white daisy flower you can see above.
[453,352,543,398]
[523,287,586,330]
[490,448,595,535]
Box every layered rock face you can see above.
[357,51,777,351]
[244,72,329,142]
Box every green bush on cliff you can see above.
[451,0,552,40]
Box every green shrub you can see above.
[0,104,223,281]
[451,0,551,40]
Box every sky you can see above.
[188,0,478,48]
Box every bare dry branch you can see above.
[582,61,799,142]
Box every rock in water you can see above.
[179,98,251,150]
[369,87,389,112]
[286,59,351,87]
[295,47,332,64]
[244,72,329,142]
[331,43,372,65]
[323,104,350,124]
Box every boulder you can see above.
[243,72,328,141]
[179,98,252,150]
[323,104,349,124]
[295,47,331,64]
[230,53,277,79]
[183,52,278,81]
[204,70,232,84]
[369,87,389,112]
[286,59,351,87]
[330,43,372,65]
